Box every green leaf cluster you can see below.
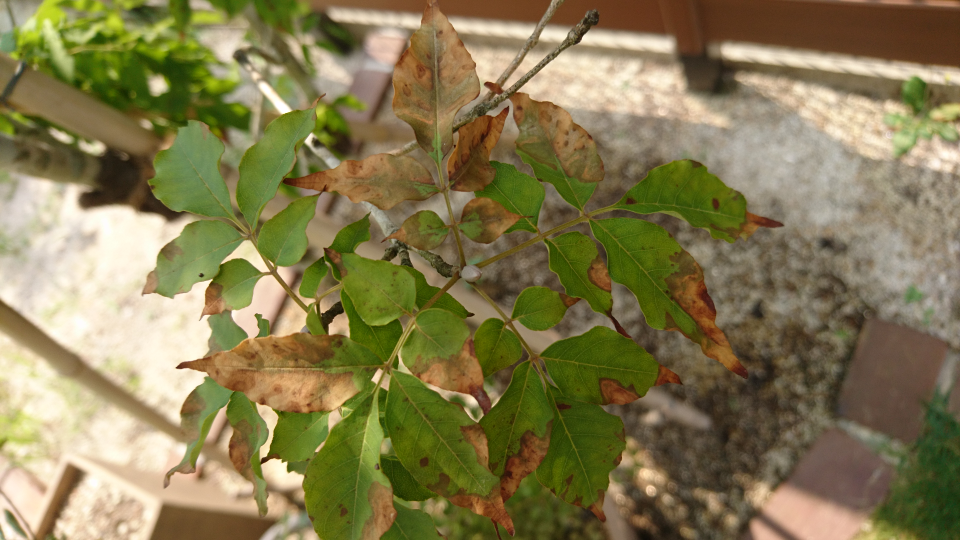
[147,3,780,539]
[885,76,960,157]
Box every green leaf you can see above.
[930,103,960,122]
[208,0,251,17]
[382,503,441,540]
[255,314,270,337]
[536,387,624,520]
[935,122,959,142]
[474,318,522,377]
[479,361,552,501]
[170,0,191,31]
[401,309,485,398]
[546,232,612,315]
[590,217,747,377]
[304,392,396,539]
[893,128,918,157]
[458,198,523,244]
[884,113,908,128]
[541,326,660,405]
[267,411,328,463]
[179,334,381,412]
[387,210,449,251]
[258,194,319,266]
[285,154,439,210]
[391,2,480,162]
[385,371,513,532]
[203,259,263,316]
[475,161,545,233]
[206,312,248,354]
[165,377,233,485]
[612,160,781,243]
[0,31,16,54]
[226,392,269,516]
[511,286,575,331]
[41,19,74,81]
[330,214,372,254]
[342,291,402,362]
[149,121,235,220]
[381,455,435,501]
[237,107,316,226]
[328,252,416,326]
[3,510,25,539]
[299,258,328,298]
[400,266,471,318]
[519,148,596,211]
[143,220,243,298]
[448,109,508,192]
[902,76,927,114]
[306,303,325,335]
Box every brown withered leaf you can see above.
[458,197,523,244]
[655,365,682,386]
[284,154,438,210]
[510,92,604,183]
[392,1,480,160]
[448,108,509,191]
[178,334,382,413]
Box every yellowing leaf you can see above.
[387,210,450,251]
[178,334,381,413]
[448,109,509,191]
[285,154,438,210]
[590,217,747,378]
[458,198,523,244]
[392,0,480,161]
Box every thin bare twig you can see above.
[393,9,600,156]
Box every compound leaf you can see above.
[149,121,235,220]
[383,503,441,540]
[381,455,435,501]
[474,318,522,377]
[285,154,438,210]
[546,232,612,315]
[342,291,402,362]
[479,361,552,501]
[385,371,514,534]
[237,107,317,226]
[536,388,624,521]
[143,220,243,298]
[226,392,269,516]
[304,392,396,540]
[178,333,381,413]
[392,1,480,161]
[164,377,232,486]
[475,161,544,233]
[458,198,523,244]
[258,194,319,266]
[448,109,508,191]
[401,309,487,407]
[400,266,471,318]
[590,217,747,378]
[328,252,417,326]
[540,326,660,405]
[330,214,372,254]
[267,410,329,463]
[511,286,577,331]
[613,160,781,243]
[202,259,264,316]
[387,210,450,251]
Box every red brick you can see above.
[745,429,893,540]
[837,319,948,442]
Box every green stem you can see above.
[382,315,419,371]
[434,160,467,267]
[316,283,343,303]
[422,274,460,311]
[258,251,311,313]
[471,284,538,361]
[476,215,589,269]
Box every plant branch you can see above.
[477,215,588,269]
[258,251,310,313]
[393,9,600,156]
[320,301,344,333]
[471,284,539,362]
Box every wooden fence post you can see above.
[656,0,722,91]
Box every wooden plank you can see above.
[657,0,706,55]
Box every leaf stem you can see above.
[435,161,467,267]
[316,283,343,303]
[471,284,538,360]
[476,215,589,269]
[258,251,311,313]
[422,274,461,312]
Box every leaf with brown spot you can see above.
[304,391,397,540]
[165,377,232,487]
[546,232,613,315]
[284,154,439,210]
[590,217,748,378]
[458,197,523,244]
[475,162,545,234]
[382,503,442,540]
[540,326,660,405]
[144,219,243,298]
[392,0,480,161]
[202,259,264,316]
[177,333,382,413]
[332,252,417,326]
[655,365,682,386]
[613,160,782,243]
[386,210,450,251]
[225,392,269,516]
[479,361,552,501]
[511,286,574,331]
[536,387,625,522]
[448,109,509,191]
[386,371,514,533]
[400,309,486,402]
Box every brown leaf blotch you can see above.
[414,338,486,399]
[587,257,612,292]
[448,108,508,192]
[360,481,396,539]
[484,81,504,94]
[142,270,158,295]
[598,378,641,405]
[588,492,607,521]
[459,423,490,468]
[420,456,430,467]
[500,428,551,501]
[655,365,682,386]
[559,294,580,308]
[202,282,226,317]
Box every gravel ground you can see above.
[1,24,959,540]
